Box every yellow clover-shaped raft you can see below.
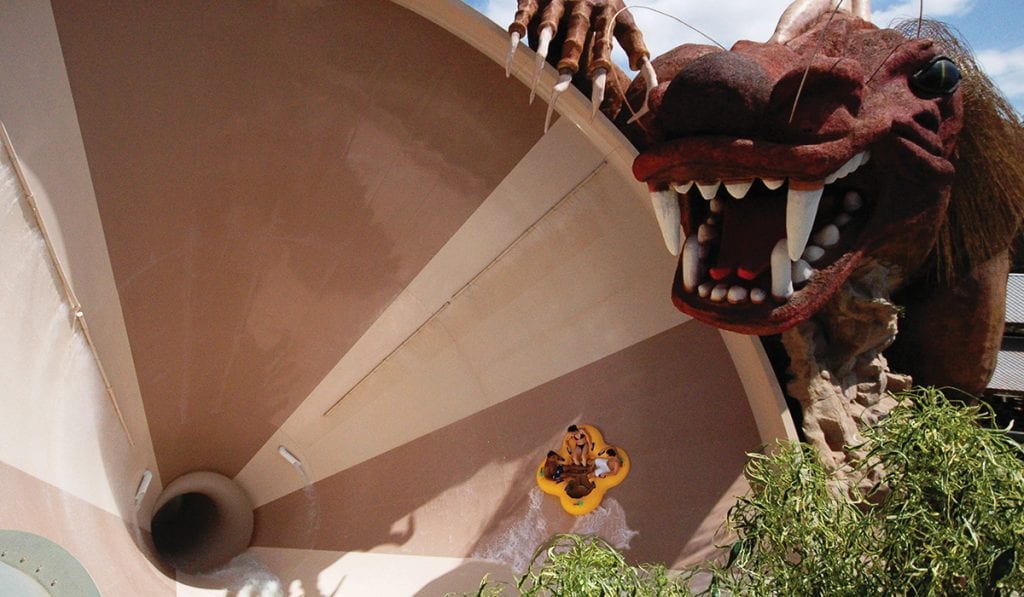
[536,424,630,516]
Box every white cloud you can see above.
[977,45,1024,99]
[870,0,975,28]
[475,0,510,27]
[606,0,794,53]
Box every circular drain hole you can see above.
[150,472,253,574]
[152,493,220,562]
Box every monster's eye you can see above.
[910,57,961,96]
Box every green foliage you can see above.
[452,534,692,596]
[859,387,1024,594]
[712,387,1024,595]
[516,534,691,596]
[707,442,876,595]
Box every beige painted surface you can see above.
[0,0,160,507]
[237,115,683,506]
[254,324,762,570]
[242,154,684,506]
[0,462,174,595]
[721,330,800,444]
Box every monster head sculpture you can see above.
[620,5,971,335]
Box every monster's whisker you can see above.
[916,0,924,38]
[597,5,724,124]
[609,6,726,51]
[788,0,845,124]
[864,42,905,87]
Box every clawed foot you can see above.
[505,0,657,130]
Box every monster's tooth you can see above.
[698,282,713,298]
[812,224,840,248]
[672,181,693,194]
[847,151,865,172]
[706,216,718,226]
[824,160,851,184]
[710,284,729,302]
[834,212,851,227]
[682,236,701,291]
[649,190,682,255]
[763,178,785,190]
[709,198,724,214]
[792,259,814,284]
[831,153,863,181]
[843,190,863,212]
[724,180,753,199]
[696,181,721,200]
[771,239,794,299]
[750,288,767,304]
[698,224,718,244]
[802,245,825,263]
[727,286,748,304]
[786,183,824,261]
[860,150,871,166]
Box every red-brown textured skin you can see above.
[618,14,965,338]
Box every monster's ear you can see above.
[771,0,870,44]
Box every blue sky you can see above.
[464,0,1024,116]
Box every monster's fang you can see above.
[649,150,871,306]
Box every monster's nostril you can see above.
[764,60,865,143]
[913,110,942,133]
[661,51,772,137]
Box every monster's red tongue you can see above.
[713,197,786,278]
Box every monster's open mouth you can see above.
[635,147,875,332]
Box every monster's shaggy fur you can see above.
[900,20,1024,283]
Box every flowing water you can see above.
[471,488,639,573]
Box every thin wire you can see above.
[609,5,726,52]
[916,0,924,38]
[788,0,846,124]
[606,5,725,123]
[865,42,904,86]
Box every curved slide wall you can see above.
[0,0,796,594]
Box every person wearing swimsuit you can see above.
[563,424,594,466]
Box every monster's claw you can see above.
[627,57,658,124]
[591,68,607,118]
[529,26,555,105]
[506,32,521,78]
[545,71,573,133]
